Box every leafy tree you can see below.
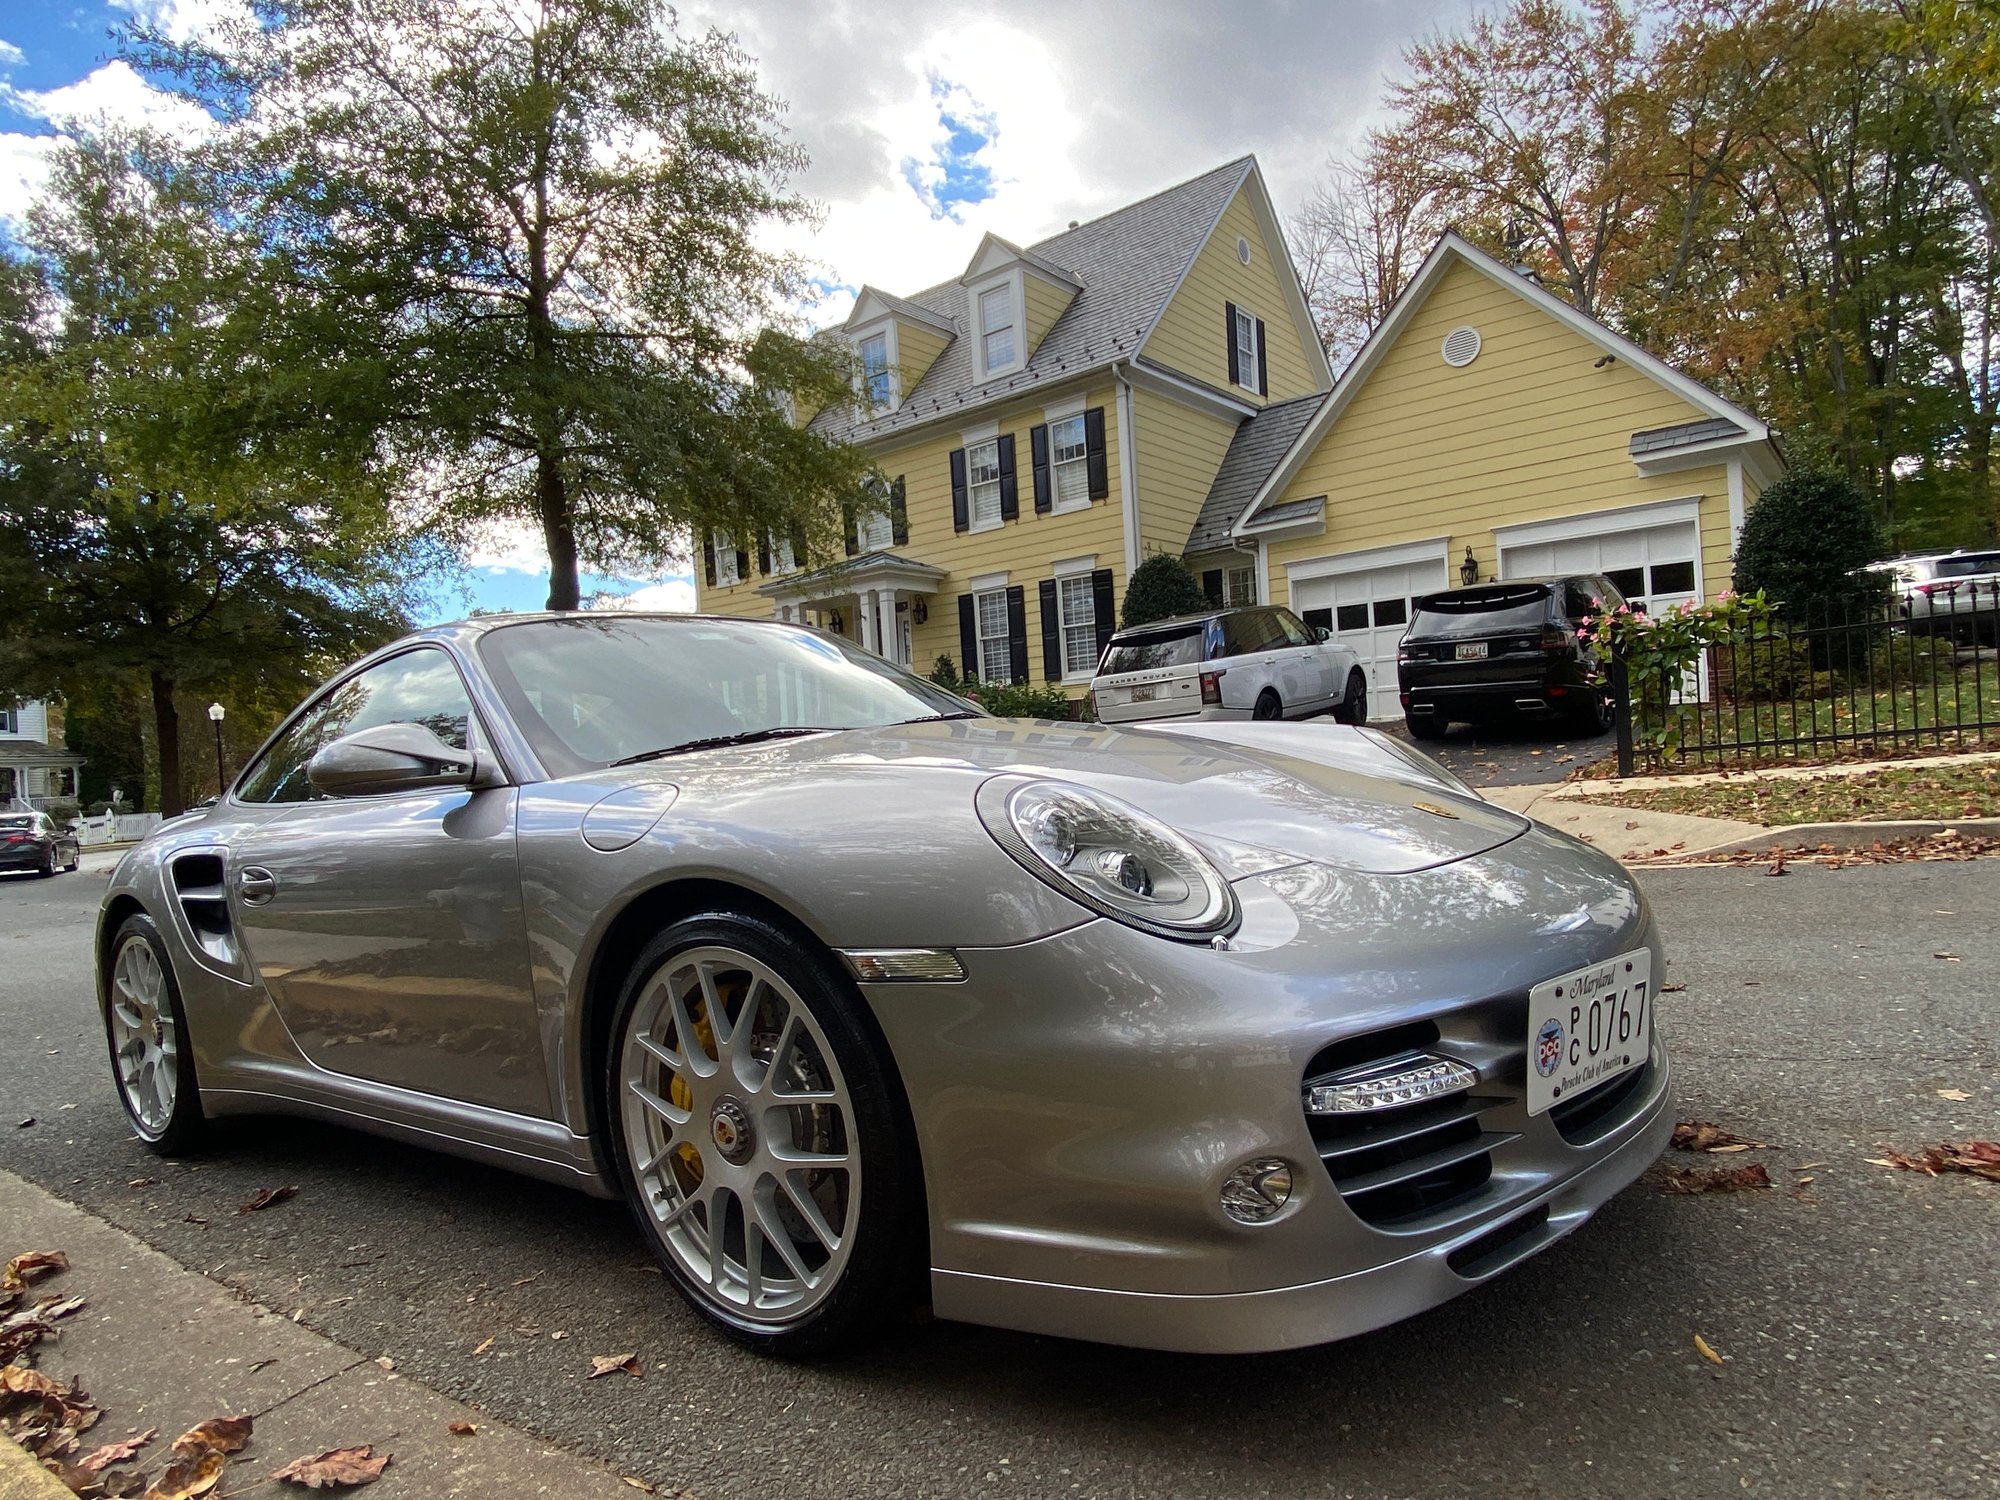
[145,0,872,610]
[1735,469,1890,623]
[0,133,422,815]
[1121,553,1210,629]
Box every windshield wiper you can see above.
[896,711,980,723]
[612,726,843,765]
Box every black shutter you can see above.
[842,498,858,557]
[891,476,908,545]
[1225,300,1240,386]
[958,593,978,681]
[950,449,969,533]
[1091,568,1116,664]
[1084,407,1109,500]
[735,544,749,580]
[1202,568,1224,605]
[1039,578,1062,680]
[703,535,716,587]
[1255,316,1268,397]
[997,433,1019,521]
[757,534,772,574]
[789,521,807,564]
[1030,424,1052,513]
[1006,584,1029,684]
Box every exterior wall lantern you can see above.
[1460,547,1480,586]
[912,597,928,625]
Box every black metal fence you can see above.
[1613,580,2000,774]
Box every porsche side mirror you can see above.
[307,721,482,797]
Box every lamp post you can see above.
[207,702,226,796]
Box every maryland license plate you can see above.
[1525,950,1652,1116]
[1455,641,1488,660]
[1129,684,1157,702]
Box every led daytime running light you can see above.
[1303,1055,1478,1115]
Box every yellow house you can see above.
[693,156,1332,692]
[1204,232,1784,716]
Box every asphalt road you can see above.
[1382,716,1616,788]
[2,852,1995,1499]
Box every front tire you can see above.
[606,910,923,1358]
[103,914,206,1153]
[1333,669,1368,725]
[1252,689,1283,721]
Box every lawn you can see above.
[1581,762,2000,826]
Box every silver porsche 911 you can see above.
[98,613,1670,1356]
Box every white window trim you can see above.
[851,318,901,410]
[1285,535,1450,587]
[970,570,1009,591]
[1224,563,1257,608]
[1046,412,1091,516]
[969,267,1026,382]
[1233,305,1262,395]
[1490,495,1704,551]
[1054,570,1100,682]
[1051,553,1096,578]
[714,528,740,588]
[973,584,1012,682]
[965,437,1004,535]
[1041,394,1086,423]
[769,530,797,575]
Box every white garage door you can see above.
[1292,555,1449,721]
[1499,519,1700,618]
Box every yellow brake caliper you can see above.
[670,986,726,1185]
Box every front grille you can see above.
[1304,1023,1517,1229]
[1549,1055,1655,1144]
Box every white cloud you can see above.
[598,579,698,614]
[460,523,553,576]
[0,41,26,70]
[0,132,55,225]
[105,0,250,47]
[6,59,212,139]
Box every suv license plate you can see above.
[1525,949,1651,1116]
[1129,684,1156,702]
[1456,642,1488,660]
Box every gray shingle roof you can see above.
[0,738,84,765]
[1185,391,1330,552]
[1629,416,1745,456]
[814,157,1255,443]
[852,287,957,335]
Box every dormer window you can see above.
[859,332,891,408]
[979,285,1016,374]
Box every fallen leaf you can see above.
[472,1336,494,1356]
[103,1472,148,1498]
[15,1117,33,1128]
[1624,821,1640,830]
[1671,1121,1775,1152]
[1937,1088,1973,1102]
[622,1480,657,1495]
[447,1421,476,1437]
[271,1445,391,1489]
[1660,1162,1773,1194]
[588,1353,642,1380]
[1694,1333,1725,1365]
[238,1186,298,1214]
[1660,982,1687,993]
[80,1428,158,1472]
[1935,951,1962,962]
[1765,850,1788,876]
[181,1214,208,1227]
[128,1177,158,1189]
[374,1356,394,1371]
[145,1447,227,1499]
[170,1415,252,1458]
[1877,1140,2000,1182]
[33,1294,86,1320]
[2,1250,70,1291]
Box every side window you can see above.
[1220,612,1259,657]
[1275,609,1311,646]
[1564,581,1598,620]
[237,649,476,805]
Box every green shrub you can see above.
[960,678,1080,719]
[1736,470,1888,628]
[1121,553,1209,628]
[1722,626,1814,701]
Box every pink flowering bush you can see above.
[1576,590,1777,759]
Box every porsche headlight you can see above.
[976,778,1237,940]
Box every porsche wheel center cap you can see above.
[709,1098,753,1163]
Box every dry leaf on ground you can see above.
[271,1444,391,1488]
[447,1420,476,1436]
[1670,1121,1774,1152]
[143,1446,227,1500]
[170,1415,253,1457]
[1661,1162,1773,1194]
[2,1250,70,1291]
[1694,1333,1725,1365]
[80,1427,158,1472]
[1875,1140,2000,1182]
[237,1186,298,1214]
[588,1352,642,1380]
[1937,1088,1973,1101]
[622,1480,657,1495]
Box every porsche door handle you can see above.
[237,867,278,905]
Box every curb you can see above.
[0,1438,73,1500]
[1659,817,2000,862]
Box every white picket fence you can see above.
[75,812,164,846]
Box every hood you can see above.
[632,717,1528,877]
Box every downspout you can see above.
[1113,362,1141,578]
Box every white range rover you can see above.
[1090,605,1369,726]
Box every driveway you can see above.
[1383,715,1616,787]
[2,855,1995,1499]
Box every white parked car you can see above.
[1091,605,1369,725]
[1903,549,2000,643]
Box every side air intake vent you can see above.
[170,852,238,969]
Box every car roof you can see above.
[384,611,815,651]
[1105,604,1281,640]
[1415,576,1571,603]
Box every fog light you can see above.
[1220,1158,1294,1225]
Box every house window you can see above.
[1049,415,1089,510]
[1057,574,1097,677]
[0,708,13,735]
[857,506,892,552]
[714,529,739,587]
[859,332,891,408]
[1233,307,1260,393]
[56,768,76,797]
[1225,565,1256,607]
[979,285,1015,374]
[975,587,1011,682]
[967,439,1003,528]
[769,531,795,573]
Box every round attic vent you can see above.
[1236,235,1252,265]
[1441,325,1482,367]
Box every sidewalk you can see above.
[0,1170,658,1500]
[1483,783,1763,862]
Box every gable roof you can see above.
[1186,391,1329,553]
[812,157,1258,445]
[846,285,957,336]
[1229,231,1778,538]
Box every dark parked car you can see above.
[0,810,81,877]
[1397,575,1625,739]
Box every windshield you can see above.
[1099,623,1208,674]
[1407,584,1554,638]
[1936,553,2000,579]
[479,616,975,775]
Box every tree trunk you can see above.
[539,454,580,611]
[150,670,184,817]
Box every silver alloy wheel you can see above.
[108,933,178,1136]
[618,946,859,1326]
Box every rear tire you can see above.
[1405,711,1448,742]
[1573,686,1615,735]
[103,914,207,1154]
[605,909,924,1358]
[1332,670,1368,725]
[1252,690,1283,721]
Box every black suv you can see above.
[1396,574,1625,740]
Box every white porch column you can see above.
[877,590,900,664]
[859,589,879,653]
